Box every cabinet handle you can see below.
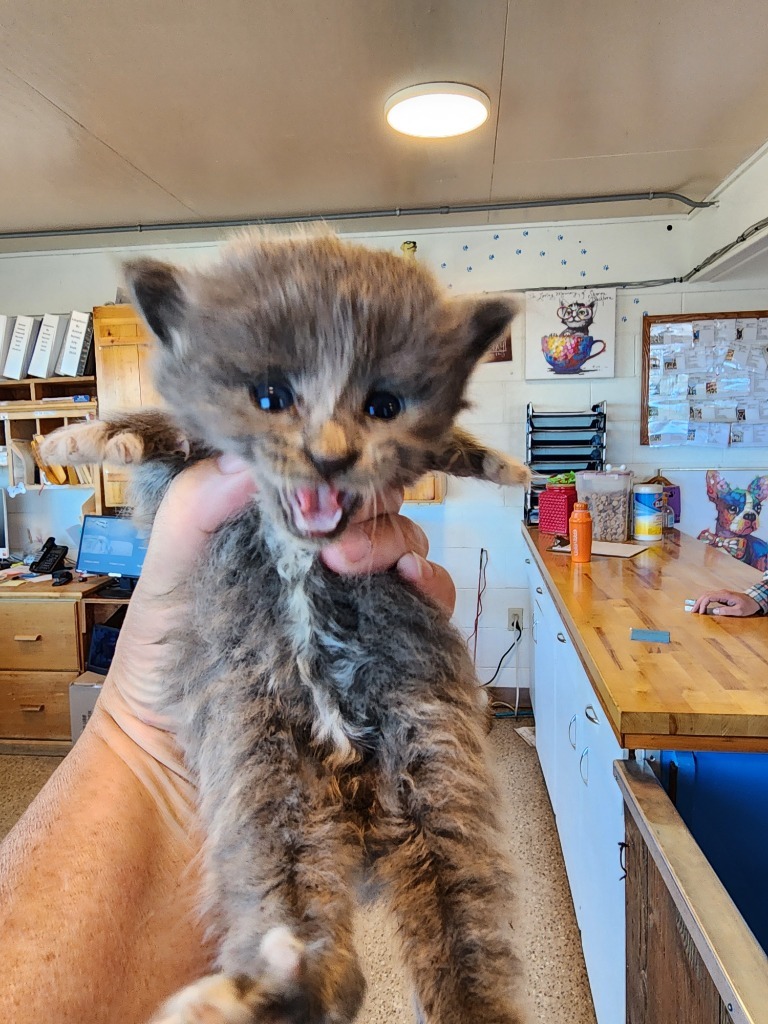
[20,704,44,713]
[584,704,599,724]
[568,714,577,749]
[14,634,42,642]
[535,586,543,595]
[618,841,628,881]
[557,632,567,643]
[579,747,589,785]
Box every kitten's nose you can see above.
[308,451,359,480]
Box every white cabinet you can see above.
[525,554,626,1024]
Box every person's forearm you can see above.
[0,709,212,1024]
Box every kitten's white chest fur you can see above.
[271,539,359,763]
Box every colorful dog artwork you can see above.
[698,469,768,571]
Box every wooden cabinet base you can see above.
[617,759,768,1024]
[625,812,732,1024]
[0,737,71,756]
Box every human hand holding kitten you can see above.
[95,454,455,786]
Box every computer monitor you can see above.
[75,515,149,597]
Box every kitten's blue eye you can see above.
[365,391,402,420]
[252,381,294,412]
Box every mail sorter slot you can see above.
[529,434,606,447]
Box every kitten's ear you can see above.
[454,296,517,363]
[123,258,187,349]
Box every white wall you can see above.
[2,216,768,692]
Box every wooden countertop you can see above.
[523,525,768,752]
[0,576,109,600]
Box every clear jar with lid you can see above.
[575,466,634,542]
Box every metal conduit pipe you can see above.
[0,190,715,242]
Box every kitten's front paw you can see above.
[38,422,113,466]
[150,975,254,1024]
[483,452,532,487]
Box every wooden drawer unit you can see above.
[0,600,80,671]
[0,671,75,740]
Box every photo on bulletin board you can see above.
[525,288,616,380]
[665,468,768,572]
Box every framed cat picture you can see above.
[524,288,616,380]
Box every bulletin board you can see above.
[640,310,768,447]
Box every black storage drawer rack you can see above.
[525,401,607,525]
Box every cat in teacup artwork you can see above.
[541,298,606,375]
[41,232,531,1024]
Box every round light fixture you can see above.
[384,83,490,139]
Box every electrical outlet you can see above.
[508,607,523,630]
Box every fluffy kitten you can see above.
[42,233,531,1024]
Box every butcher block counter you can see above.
[522,524,768,752]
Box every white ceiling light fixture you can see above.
[385,83,490,139]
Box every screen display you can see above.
[75,515,149,578]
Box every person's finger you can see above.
[396,553,456,613]
[321,514,428,575]
[691,590,733,613]
[349,486,405,523]
[141,457,257,582]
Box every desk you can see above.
[0,576,109,753]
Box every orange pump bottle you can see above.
[569,502,593,563]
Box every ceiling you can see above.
[2,0,768,241]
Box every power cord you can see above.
[468,548,488,667]
[482,620,522,687]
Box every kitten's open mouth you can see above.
[286,485,358,538]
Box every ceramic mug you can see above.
[541,333,606,374]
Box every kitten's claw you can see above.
[483,452,532,487]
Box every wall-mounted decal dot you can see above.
[633,297,640,304]
[493,233,500,240]
[523,230,529,237]
[580,271,587,277]
[580,248,587,255]
[466,266,473,272]
[561,259,567,266]
[557,234,564,241]
[462,244,469,251]
[448,283,453,289]
[539,250,546,256]
[642,310,648,316]
[515,248,522,255]
[488,254,495,260]
[440,262,447,269]
[621,316,628,322]
[603,265,609,271]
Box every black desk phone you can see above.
[30,537,69,574]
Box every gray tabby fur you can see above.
[41,232,531,1024]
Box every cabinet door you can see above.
[532,594,558,798]
[93,305,162,506]
[552,633,586,910]
[576,682,627,1024]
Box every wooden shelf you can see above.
[0,375,103,513]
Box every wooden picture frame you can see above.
[640,309,768,446]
